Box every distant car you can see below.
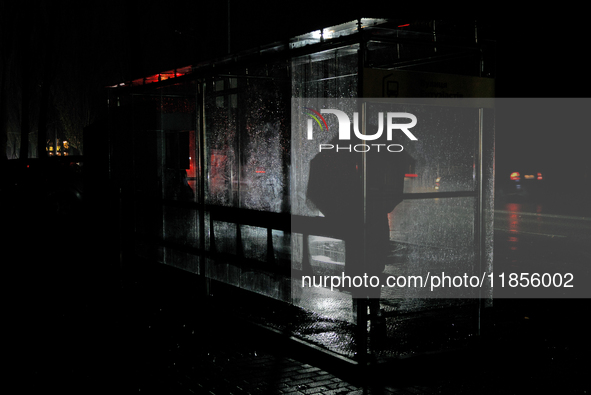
[497,169,545,198]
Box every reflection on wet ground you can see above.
[495,201,591,258]
[233,198,591,363]
[239,237,483,361]
[226,279,480,361]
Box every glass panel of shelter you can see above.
[142,82,201,272]
[203,67,294,299]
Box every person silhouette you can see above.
[306,131,413,358]
[306,133,414,299]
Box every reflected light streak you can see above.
[506,203,521,250]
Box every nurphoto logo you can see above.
[304,108,418,152]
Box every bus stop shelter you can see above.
[88,18,495,365]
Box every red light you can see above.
[405,174,417,178]
[537,172,543,180]
[398,24,410,27]
[510,172,520,181]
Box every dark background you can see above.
[3,4,589,392]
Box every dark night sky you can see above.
[10,4,587,96]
